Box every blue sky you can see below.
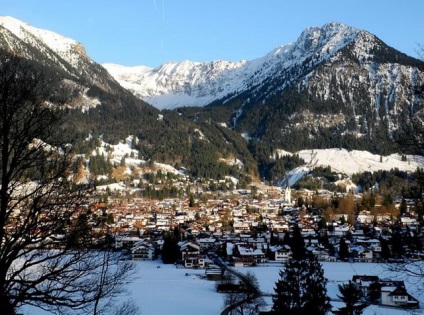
[2,0,423,67]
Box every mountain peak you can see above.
[0,16,144,111]
[0,16,30,33]
[301,21,360,37]
[104,22,373,109]
[0,16,87,66]
[295,22,362,56]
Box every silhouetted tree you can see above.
[189,194,195,207]
[391,230,404,258]
[282,231,291,246]
[379,237,391,260]
[317,217,327,230]
[336,281,368,315]
[290,224,305,260]
[367,281,381,304]
[162,232,180,264]
[339,237,350,261]
[223,271,265,315]
[272,252,331,315]
[0,52,134,315]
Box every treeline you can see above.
[351,168,410,192]
[89,153,113,176]
[65,100,262,181]
[293,166,344,192]
[141,184,185,200]
[248,140,304,182]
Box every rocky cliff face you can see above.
[1,17,423,157]
[104,22,424,153]
[0,16,134,110]
[103,22,424,123]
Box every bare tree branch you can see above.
[0,51,136,315]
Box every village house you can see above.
[351,245,374,262]
[352,275,379,297]
[269,244,292,262]
[306,245,335,262]
[114,234,142,249]
[183,254,206,269]
[179,241,201,259]
[197,237,218,251]
[232,243,266,266]
[233,221,251,234]
[131,240,156,260]
[352,275,419,309]
[178,240,209,268]
[381,281,419,309]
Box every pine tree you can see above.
[379,237,391,260]
[339,237,350,261]
[336,281,368,315]
[290,224,305,260]
[317,217,327,230]
[367,281,381,304]
[391,230,404,258]
[282,231,291,245]
[161,232,180,264]
[272,252,331,315]
[189,194,195,207]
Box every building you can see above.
[270,245,292,262]
[131,240,156,260]
[184,254,206,269]
[352,276,419,309]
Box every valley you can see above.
[0,15,424,315]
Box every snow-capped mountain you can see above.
[103,60,248,109]
[0,16,87,68]
[1,16,423,174]
[103,22,423,112]
[0,16,141,111]
[104,22,424,155]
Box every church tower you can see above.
[284,177,291,205]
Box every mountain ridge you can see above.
[0,16,423,183]
[102,20,424,157]
[103,22,403,110]
[0,15,150,112]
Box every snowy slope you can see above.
[0,16,88,68]
[93,134,423,180]
[90,135,424,190]
[274,148,424,189]
[104,22,365,109]
[297,148,424,176]
[103,59,249,109]
[0,16,126,111]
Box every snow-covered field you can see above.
[21,260,424,315]
[297,149,424,176]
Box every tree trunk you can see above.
[0,294,16,315]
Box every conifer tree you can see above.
[379,237,391,260]
[339,237,350,261]
[0,52,134,315]
[367,281,381,304]
[336,281,368,315]
[189,194,195,207]
[290,224,305,260]
[390,230,404,258]
[272,252,331,315]
[161,232,180,264]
